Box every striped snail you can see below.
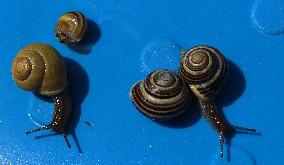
[129,70,192,120]
[54,11,88,44]
[180,45,256,158]
[11,43,72,148]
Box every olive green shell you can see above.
[11,43,67,96]
[130,70,192,120]
[180,45,228,99]
[54,11,88,43]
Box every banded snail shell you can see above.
[11,43,67,96]
[180,45,228,99]
[130,70,192,120]
[55,11,88,43]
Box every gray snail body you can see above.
[180,45,256,158]
[130,70,192,120]
[55,11,88,44]
[11,43,72,148]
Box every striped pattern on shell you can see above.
[180,45,228,99]
[130,70,192,120]
[55,11,88,43]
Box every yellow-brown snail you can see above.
[130,70,192,120]
[180,45,256,158]
[54,11,88,44]
[11,43,72,148]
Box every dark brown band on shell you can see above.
[180,46,228,98]
[55,11,88,43]
[130,70,192,120]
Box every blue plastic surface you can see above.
[0,0,282,164]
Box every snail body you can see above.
[54,11,88,44]
[11,43,72,148]
[180,45,256,158]
[130,70,192,120]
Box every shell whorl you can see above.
[11,43,67,96]
[180,45,227,99]
[130,70,192,120]
[55,11,88,43]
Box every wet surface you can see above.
[0,0,282,164]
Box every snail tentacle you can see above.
[26,125,51,135]
[25,90,72,148]
[180,45,256,158]
[12,43,72,148]
[220,131,224,158]
[229,125,256,132]
[62,132,71,148]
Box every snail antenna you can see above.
[230,125,256,132]
[62,132,71,148]
[220,131,224,158]
[26,125,51,135]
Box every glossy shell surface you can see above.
[54,11,88,43]
[11,43,67,96]
[130,70,192,120]
[180,45,228,99]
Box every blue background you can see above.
[0,0,282,164]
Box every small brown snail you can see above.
[11,43,72,148]
[180,45,256,157]
[54,11,88,44]
[130,70,192,120]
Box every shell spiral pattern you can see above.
[180,45,228,99]
[55,11,88,43]
[11,43,67,96]
[130,70,192,120]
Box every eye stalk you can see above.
[11,43,72,148]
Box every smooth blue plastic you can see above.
[0,0,282,164]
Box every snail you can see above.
[129,70,192,120]
[11,43,72,148]
[54,11,88,44]
[180,45,256,157]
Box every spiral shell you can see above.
[130,70,192,120]
[54,11,88,43]
[11,43,67,96]
[180,45,228,99]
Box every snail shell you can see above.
[180,45,228,99]
[130,70,192,120]
[12,43,72,147]
[11,43,67,96]
[54,11,88,43]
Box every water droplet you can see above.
[140,39,182,75]
[210,146,255,165]
[251,0,284,35]
[27,95,53,127]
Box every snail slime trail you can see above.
[180,45,256,158]
[11,43,72,148]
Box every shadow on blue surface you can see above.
[149,60,247,129]
[65,57,89,153]
[156,96,201,129]
[225,131,260,163]
[215,60,260,162]
[68,19,101,55]
[33,93,53,103]
[217,59,246,107]
[33,58,89,154]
